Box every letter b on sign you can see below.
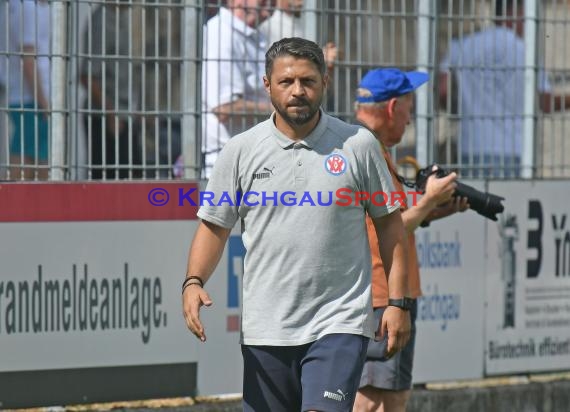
[527,200,542,278]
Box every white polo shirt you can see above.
[198,112,398,345]
[202,7,269,176]
[258,10,306,46]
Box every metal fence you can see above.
[1,0,569,181]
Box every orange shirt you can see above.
[366,148,421,308]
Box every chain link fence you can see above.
[1,0,569,181]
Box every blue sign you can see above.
[227,236,245,308]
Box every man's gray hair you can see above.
[354,101,388,111]
[354,93,411,111]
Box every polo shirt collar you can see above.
[219,7,258,38]
[270,110,329,149]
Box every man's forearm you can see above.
[373,210,409,298]
[385,239,408,298]
[212,99,273,125]
[401,196,437,233]
[223,99,272,114]
[438,72,450,109]
[186,220,232,284]
[22,54,48,111]
[80,75,105,109]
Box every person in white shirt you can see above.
[259,0,304,45]
[7,0,51,180]
[201,0,274,178]
[258,0,337,77]
[439,0,569,178]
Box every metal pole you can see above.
[182,0,199,180]
[522,0,538,179]
[68,0,81,180]
[50,0,68,181]
[416,0,434,167]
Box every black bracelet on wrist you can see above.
[182,276,204,289]
[182,280,202,294]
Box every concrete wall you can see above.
[114,378,570,412]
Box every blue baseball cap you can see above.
[356,68,429,103]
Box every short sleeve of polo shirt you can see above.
[357,130,399,219]
[196,140,240,229]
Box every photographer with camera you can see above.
[353,68,469,412]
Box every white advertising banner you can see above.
[0,220,243,396]
[8,180,569,398]
[485,181,570,375]
[413,181,486,382]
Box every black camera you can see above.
[415,165,505,221]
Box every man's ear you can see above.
[387,98,398,119]
[322,73,330,90]
[263,75,271,94]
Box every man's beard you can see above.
[272,96,321,126]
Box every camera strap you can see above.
[394,174,418,190]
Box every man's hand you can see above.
[182,221,230,342]
[378,305,411,358]
[323,42,338,70]
[424,165,457,206]
[182,284,213,342]
[439,196,470,214]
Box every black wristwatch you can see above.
[388,297,414,311]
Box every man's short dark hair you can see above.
[265,37,326,79]
[495,0,523,18]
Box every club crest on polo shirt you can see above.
[324,153,347,176]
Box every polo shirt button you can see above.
[297,161,302,166]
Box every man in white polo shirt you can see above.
[439,0,570,178]
[202,0,275,177]
[182,37,411,411]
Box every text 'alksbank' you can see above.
[416,231,462,269]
